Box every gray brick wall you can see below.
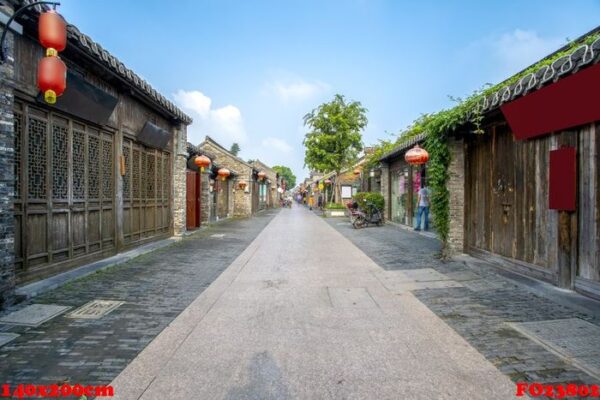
[447,138,466,254]
[0,12,16,309]
[173,126,188,235]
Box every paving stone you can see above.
[0,211,278,388]
[0,333,18,347]
[325,218,600,386]
[0,304,70,327]
[66,300,124,319]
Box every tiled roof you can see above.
[479,31,600,114]
[16,0,192,124]
[379,133,427,162]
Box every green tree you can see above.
[230,142,240,156]
[303,94,367,202]
[272,165,296,189]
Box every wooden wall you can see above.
[465,120,600,296]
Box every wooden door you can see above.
[122,139,171,245]
[14,101,116,284]
[186,170,199,229]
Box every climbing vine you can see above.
[365,32,599,254]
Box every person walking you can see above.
[308,194,314,210]
[415,182,431,231]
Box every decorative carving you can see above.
[52,124,68,199]
[146,150,155,198]
[102,139,113,199]
[156,154,162,201]
[88,135,100,198]
[28,118,47,199]
[14,113,22,199]
[123,141,131,198]
[72,130,85,199]
[162,153,169,200]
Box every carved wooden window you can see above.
[162,153,169,200]
[122,141,131,199]
[102,138,113,199]
[52,124,69,199]
[146,150,155,199]
[132,148,141,199]
[88,135,100,199]
[14,112,22,199]
[72,130,85,199]
[28,117,47,199]
[156,154,162,201]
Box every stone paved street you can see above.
[324,216,600,387]
[1,206,600,399]
[0,210,278,390]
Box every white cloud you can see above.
[173,89,247,145]
[261,137,293,153]
[490,29,563,75]
[268,80,330,102]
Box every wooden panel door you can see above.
[13,101,116,284]
[186,170,199,229]
[122,139,171,245]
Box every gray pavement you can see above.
[107,206,518,399]
[0,211,278,391]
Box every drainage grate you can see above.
[0,333,19,347]
[0,304,71,327]
[374,268,463,293]
[509,318,600,380]
[210,234,225,238]
[66,300,124,319]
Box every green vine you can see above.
[364,31,598,254]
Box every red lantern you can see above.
[194,155,210,172]
[39,10,67,55]
[324,179,332,185]
[238,180,247,190]
[405,144,429,166]
[257,171,266,180]
[353,168,361,175]
[37,55,66,104]
[217,168,230,181]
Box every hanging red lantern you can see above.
[39,10,67,55]
[217,168,230,181]
[238,180,247,190]
[405,144,429,166]
[194,155,210,172]
[257,171,266,180]
[37,55,66,104]
[353,168,361,175]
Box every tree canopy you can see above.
[272,165,296,189]
[303,94,367,175]
[230,142,240,156]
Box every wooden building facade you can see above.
[0,1,191,302]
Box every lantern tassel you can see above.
[44,89,57,104]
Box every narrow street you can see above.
[105,205,514,399]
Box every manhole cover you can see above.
[0,333,19,347]
[66,300,124,319]
[0,304,70,327]
[509,318,600,380]
[210,234,225,238]
[328,287,378,308]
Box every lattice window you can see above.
[14,113,22,199]
[162,153,169,200]
[156,155,162,201]
[72,130,85,199]
[146,151,155,199]
[102,139,113,199]
[88,135,100,198]
[28,118,47,199]
[132,148,141,198]
[52,124,68,199]
[123,142,131,198]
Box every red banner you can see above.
[548,147,576,211]
[501,63,600,140]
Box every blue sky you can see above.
[59,0,600,181]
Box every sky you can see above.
[58,0,600,182]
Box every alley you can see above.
[107,206,518,399]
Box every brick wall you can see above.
[447,137,466,254]
[201,140,253,217]
[172,125,188,235]
[200,173,210,224]
[0,9,16,309]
